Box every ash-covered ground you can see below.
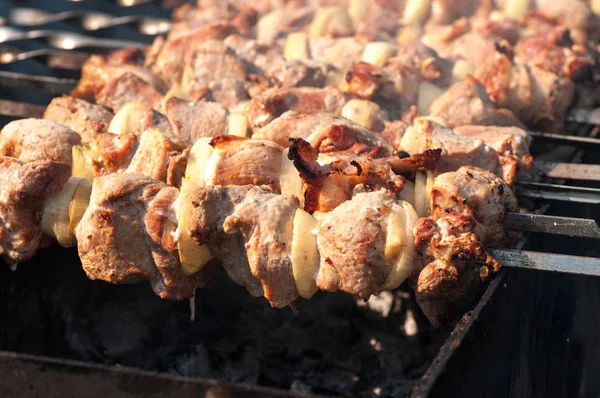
[0,247,451,397]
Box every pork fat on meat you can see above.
[414,166,518,326]
[76,173,212,300]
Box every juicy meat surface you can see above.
[188,185,300,308]
[474,53,575,132]
[76,173,212,300]
[204,136,283,188]
[125,128,190,187]
[253,111,393,155]
[453,125,533,169]
[148,22,238,86]
[95,72,165,112]
[0,157,71,264]
[248,87,348,130]
[413,166,518,326]
[265,59,327,89]
[308,37,365,72]
[207,78,249,109]
[92,133,139,176]
[288,138,439,212]
[43,96,113,142]
[72,50,167,100]
[316,189,395,299]
[401,119,519,184]
[165,98,229,141]
[0,119,81,164]
[429,76,525,129]
[181,40,247,100]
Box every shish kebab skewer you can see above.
[15,142,597,328]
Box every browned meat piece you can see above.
[423,18,502,69]
[205,136,283,187]
[453,125,533,169]
[147,22,238,86]
[355,1,400,41]
[72,49,167,100]
[0,119,81,165]
[207,78,249,109]
[474,52,575,132]
[515,26,595,82]
[43,96,113,142]
[0,157,71,265]
[92,132,139,176]
[414,166,518,326]
[126,128,190,187]
[400,119,519,184]
[96,72,164,113]
[393,43,454,87]
[308,37,365,71]
[380,120,410,148]
[265,59,327,89]
[429,76,525,129]
[247,87,348,130]
[188,185,300,307]
[526,0,593,38]
[224,34,284,74]
[288,138,439,212]
[341,62,421,117]
[165,98,228,141]
[253,111,393,155]
[140,109,174,134]
[316,190,395,299]
[181,40,247,100]
[76,173,212,300]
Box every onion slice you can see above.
[41,176,82,248]
[185,137,214,187]
[291,208,319,299]
[399,180,415,208]
[69,178,92,234]
[379,201,419,291]
[107,101,148,135]
[279,148,304,202]
[177,180,213,275]
[227,112,249,137]
[71,143,98,181]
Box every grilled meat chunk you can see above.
[453,125,533,169]
[474,53,575,132]
[147,22,238,86]
[44,96,113,142]
[205,136,283,187]
[165,98,229,141]
[188,185,300,308]
[265,59,327,89]
[125,128,190,187]
[92,133,139,176]
[288,138,439,212]
[514,26,595,82]
[0,157,71,264]
[316,190,395,299]
[429,76,525,129]
[247,87,348,130]
[400,119,519,184]
[308,37,365,71]
[181,40,247,100]
[414,166,518,326]
[76,173,212,300]
[72,49,167,100]
[254,111,393,155]
[96,72,165,112]
[0,119,81,165]
[206,78,249,109]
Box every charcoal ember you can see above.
[0,251,446,397]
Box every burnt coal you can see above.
[0,246,449,397]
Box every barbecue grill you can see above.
[1,1,600,397]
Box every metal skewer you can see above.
[531,161,600,182]
[528,131,600,149]
[489,249,600,277]
[515,181,600,204]
[503,213,600,239]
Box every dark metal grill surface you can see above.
[1,1,600,397]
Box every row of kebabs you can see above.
[0,0,595,326]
